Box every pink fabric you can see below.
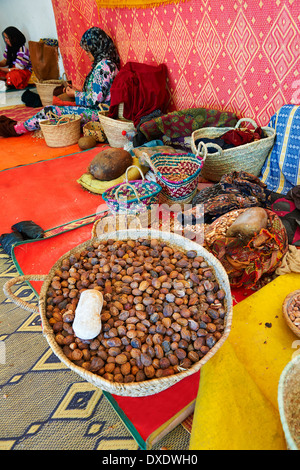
[14,122,28,135]
[51,0,300,126]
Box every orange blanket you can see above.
[0,132,83,171]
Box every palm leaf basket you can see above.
[191,118,276,182]
[83,104,110,142]
[34,78,64,106]
[39,112,81,148]
[3,229,233,397]
[98,103,135,148]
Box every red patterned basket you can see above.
[143,152,203,205]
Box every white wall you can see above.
[0,0,64,75]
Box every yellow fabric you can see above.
[28,70,37,84]
[77,157,148,194]
[190,273,300,450]
[95,0,187,9]
[276,245,300,275]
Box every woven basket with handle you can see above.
[39,112,81,147]
[3,229,233,397]
[142,152,203,205]
[102,165,162,214]
[191,118,276,182]
[98,103,135,148]
[83,104,110,142]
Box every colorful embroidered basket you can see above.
[102,165,162,214]
[142,152,203,205]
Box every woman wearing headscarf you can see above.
[0,26,32,89]
[0,27,120,137]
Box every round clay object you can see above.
[88,148,133,181]
[78,136,97,150]
[226,207,268,240]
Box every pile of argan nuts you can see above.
[46,238,228,384]
[287,292,300,332]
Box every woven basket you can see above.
[39,112,81,147]
[282,290,300,338]
[83,104,110,142]
[278,354,300,450]
[191,118,276,182]
[34,79,63,106]
[102,165,162,214]
[83,122,105,143]
[98,113,135,148]
[3,229,233,397]
[142,152,203,206]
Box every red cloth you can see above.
[221,127,263,146]
[52,95,77,106]
[108,61,169,127]
[0,68,31,89]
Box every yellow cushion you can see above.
[189,273,300,450]
[77,157,148,194]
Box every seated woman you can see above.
[0,27,120,137]
[0,26,32,89]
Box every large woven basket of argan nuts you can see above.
[4,229,233,397]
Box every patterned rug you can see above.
[0,104,43,121]
[0,218,192,450]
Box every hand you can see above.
[65,86,75,98]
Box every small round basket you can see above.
[278,354,300,450]
[142,152,203,205]
[39,113,81,148]
[282,290,300,338]
[83,122,106,143]
[34,79,63,106]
